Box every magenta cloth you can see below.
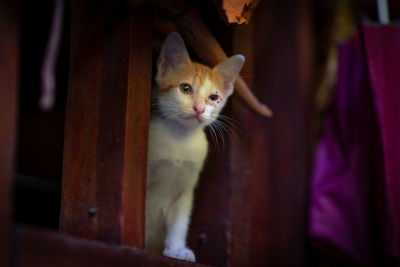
[309,23,400,264]
[363,23,400,258]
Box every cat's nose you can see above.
[193,105,205,116]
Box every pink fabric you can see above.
[309,23,400,264]
[363,23,400,258]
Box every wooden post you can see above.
[60,0,152,249]
[229,0,314,265]
[0,1,19,266]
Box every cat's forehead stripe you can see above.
[192,63,210,85]
[157,62,225,96]
[191,63,222,93]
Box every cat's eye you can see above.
[209,94,219,101]
[180,83,192,94]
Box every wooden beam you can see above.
[17,226,207,267]
[60,0,152,249]
[187,148,233,266]
[229,0,314,265]
[0,1,19,266]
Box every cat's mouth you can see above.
[184,115,204,123]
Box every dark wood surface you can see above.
[189,0,314,265]
[0,1,19,267]
[17,226,207,267]
[187,148,233,266]
[229,0,314,265]
[60,0,152,248]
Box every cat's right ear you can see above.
[213,55,245,97]
[157,32,191,78]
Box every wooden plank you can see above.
[0,1,19,266]
[122,6,153,246]
[229,0,314,265]
[187,149,232,266]
[17,226,207,267]
[60,0,152,249]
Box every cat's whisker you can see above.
[206,124,215,151]
[207,123,220,153]
[212,121,225,150]
[214,115,242,136]
[222,120,240,143]
[160,111,181,126]
[217,119,237,136]
[217,114,238,122]
[210,120,227,153]
[211,117,241,144]
[212,124,221,154]
[210,126,217,153]
[216,115,242,134]
[217,118,240,131]
[154,103,196,116]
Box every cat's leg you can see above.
[145,206,166,254]
[163,192,195,262]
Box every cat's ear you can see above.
[157,32,191,78]
[213,55,245,96]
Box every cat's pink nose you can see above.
[193,105,205,116]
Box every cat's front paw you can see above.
[163,247,196,262]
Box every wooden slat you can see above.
[17,226,207,267]
[0,1,19,266]
[60,0,152,249]
[189,0,314,265]
[229,0,314,265]
[187,149,232,266]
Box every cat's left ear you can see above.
[157,32,191,78]
[213,55,245,96]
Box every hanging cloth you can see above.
[309,23,400,264]
[309,31,376,264]
[363,22,400,258]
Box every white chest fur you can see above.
[147,118,208,168]
[145,117,208,255]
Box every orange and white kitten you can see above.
[146,32,244,262]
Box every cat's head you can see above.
[155,32,244,130]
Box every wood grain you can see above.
[60,0,152,248]
[229,0,314,265]
[17,226,208,267]
[0,1,19,266]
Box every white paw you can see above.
[163,247,196,262]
